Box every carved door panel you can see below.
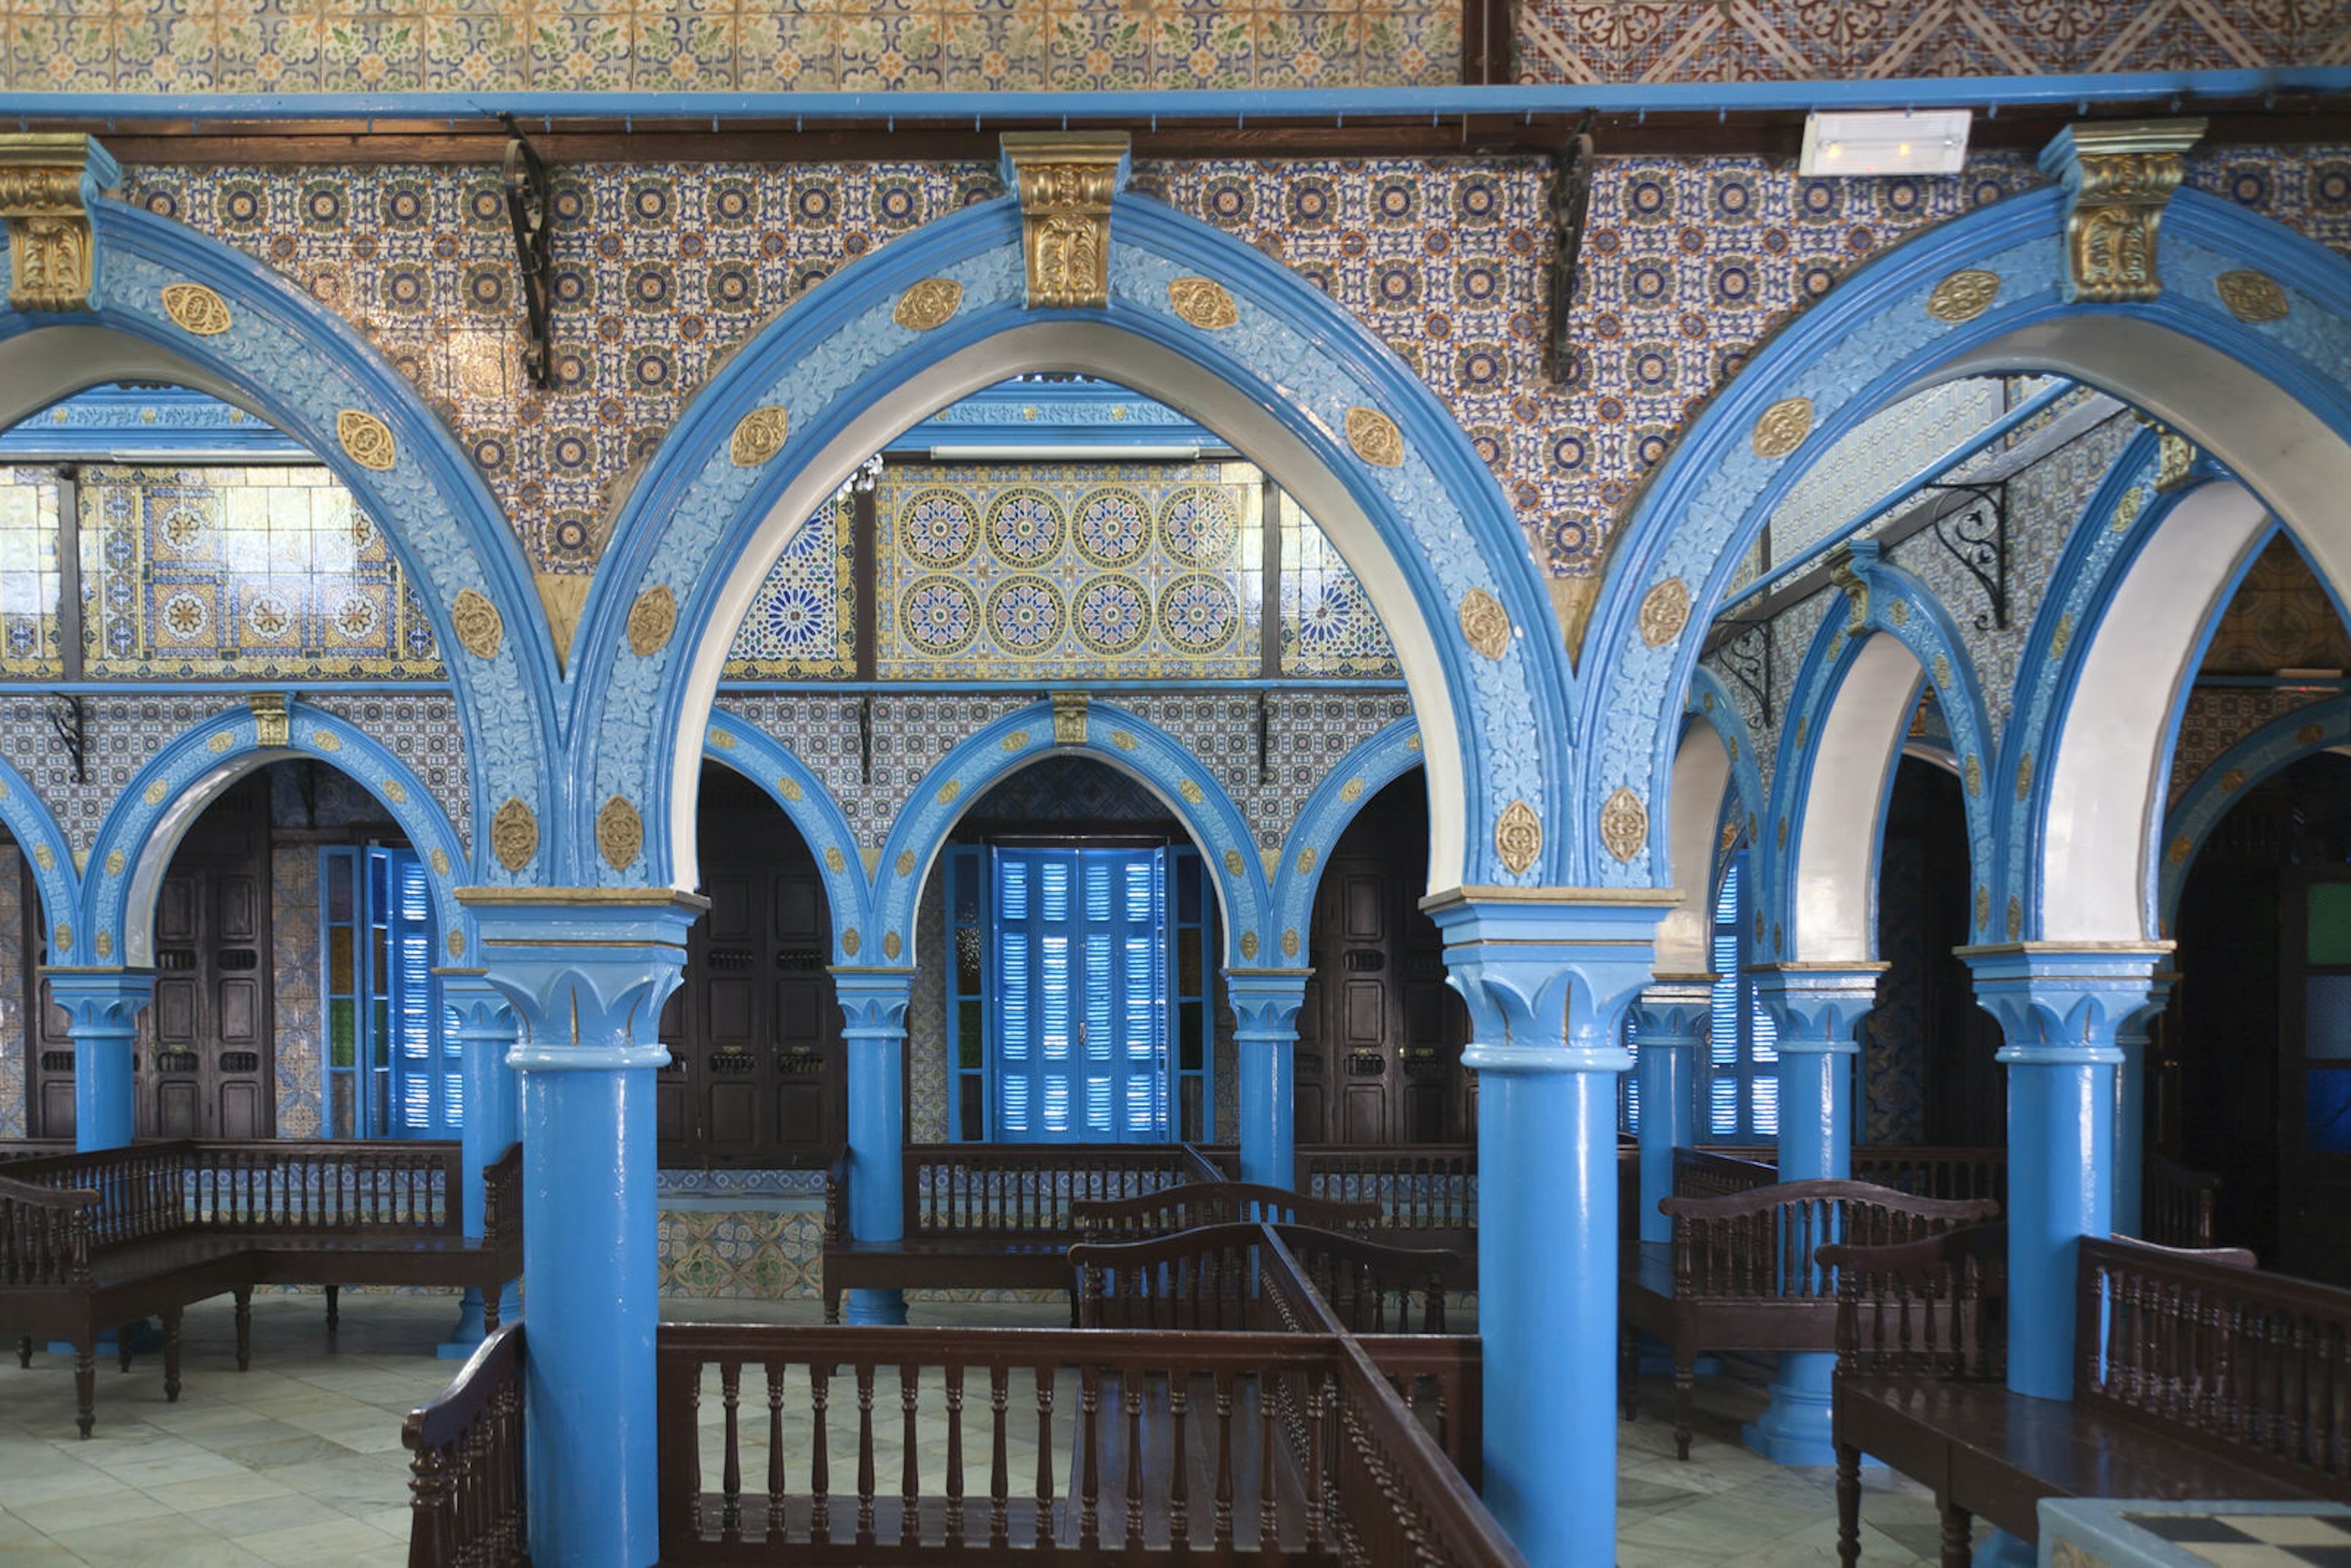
[143,775,272,1139]
[661,775,842,1168]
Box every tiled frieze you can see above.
[2169,687,2338,808]
[1515,2,2347,86]
[657,1207,823,1299]
[726,494,857,680]
[716,691,1033,850]
[305,692,474,854]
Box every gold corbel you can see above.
[0,135,116,314]
[2038,119,2205,304]
[1000,133,1130,311]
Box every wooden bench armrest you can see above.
[478,1142,523,1248]
[1070,1181,1382,1239]
[0,1171,101,1211]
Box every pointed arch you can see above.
[84,703,468,969]
[0,757,78,958]
[867,701,1271,969]
[571,191,1561,896]
[699,713,875,959]
[2159,694,2351,931]
[1269,718,1427,950]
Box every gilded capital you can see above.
[1000,133,1130,311]
[2037,119,2205,305]
[0,134,119,314]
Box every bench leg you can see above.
[1835,1443,1861,1567]
[1672,1358,1695,1461]
[17,1335,30,1368]
[162,1309,182,1403]
[72,1339,95,1439]
[483,1287,500,1335]
[824,1284,841,1326]
[1940,1499,1973,1568]
[1619,1321,1638,1422]
[117,1324,135,1373]
[324,1286,339,1334]
[233,1287,252,1372]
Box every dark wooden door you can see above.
[1296,776,1468,1147]
[659,771,842,1168]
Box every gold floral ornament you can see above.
[144,778,169,806]
[896,849,916,876]
[1458,587,1512,660]
[883,931,903,961]
[729,405,790,467]
[1750,397,1813,459]
[103,849,122,877]
[0,135,112,313]
[626,584,677,658]
[1109,730,1137,752]
[1976,887,1991,928]
[823,846,846,874]
[53,923,69,955]
[1597,789,1647,866]
[1494,798,1543,876]
[1179,779,1204,805]
[708,729,736,751]
[160,282,231,336]
[1338,778,1363,804]
[449,588,503,660]
[382,778,407,805]
[2039,118,2204,304]
[1167,276,1239,329]
[490,798,538,873]
[596,796,643,872]
[936,779,961,805]
[207,731,234,753]
[31,843,51,871]
[2017,754,2033,801]
[337,409,397,471]
[2053,612,2075,658]
[1296,847,1317,875]
[1223,848,1245,877]
[2214,269,2288,323]
[841,928,861,958]
[2299,722,2328,745]
[1239,931,1259,960]
[94,929,112,960]
[1001,132,1127,310]
[2006,896,2023,941]
[893,277,964,331]
[1925,269,2001,323]
[429,849,449,877]
[1051,691,1089,746]
[776,776,803,802]
[1000,731,1028,752]
[2167,835,2192,863]
[1281,929,1300,958]
[2221,767,2247,792]
[446,930,466,959]
[310,729,340,752]
[1345,407,1405,468]
[1638,577,1690,648]
[1965,756,1982,797]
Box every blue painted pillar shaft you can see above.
[1746,965,1882,1466]
[1425,889,1672,1568]
[1630,980,1710,1245]
[1964,943,2168,1401]
[834,967,914,1326]
[1227,969,1309,1190]
[46,970,156,1151]
[2110,976,2171,1241]
[466,889,705,1568]
[438,971,523,1355]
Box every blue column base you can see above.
[1742,1351,1840,1466]
[846,1288,909,1326]
[48,1320,162,1357]
[1979,1526,2032,1567]
[438,1283,523,1359]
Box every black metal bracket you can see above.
[1921,481,2009,631]
[1257,692,1272,785]
[1717,621,1774,730]
[1544,111,1597,386]
[45,694,85,784]
[859,694,874,786]
[500,114,555,391]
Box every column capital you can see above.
[456,888,708,1071]
[40,967,155,1030]
[1957,942,2173,1064]
[1420,888,1674,1075]
[2117,969,2179,1048]
[828,966,913,1033]
[435,968,517,1029]
[1632,977,1714,1040]
[1750,963,1886,1054]
[1224,968,1310,1033]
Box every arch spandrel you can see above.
[1268,718,1427,947]
[699,715,876,960]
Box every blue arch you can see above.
[1684,668,1766,856]
[0,757,79,958]
[1583,186,2351,889]
[2158,694,2351,930]
[83,703,470,968]
[571,189,1559,893]
[700,711,876,956]
[1269,718,1427,949]
[44,198,559,879]
[868,701,1272,969]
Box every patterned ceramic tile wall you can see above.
[726,495,857,680]
[909,869,948,1143]
[0,844,22,1140]
[2198,535,2351,678]
[1117,691,1414,850]
[1865,833,1925,1146]
[4,0,1458,94]
[1276,490,1400,678]
[716,692,1033,850]
[272,843,324,1138]
[76,464,441,681]
[0,695,242,860]
[1516,2,2347,86]
[307,692,475,853]
[2169,688,2338,808]
[0,472,63,677]
[658,1207,823,1299]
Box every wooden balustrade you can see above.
[653,1320,1523,1566]
[1296,1147,1475,1240]
[403,1321,528,1568]
[2,1140,463,1237]
[1071,1222,1455,1336]
[904,1144,1214,1240]
[1850,1146,2007,1209]
[1071,1181,1380,1242]
[1668,1147,1779,1201]
[2143,1153,2224,1250]
[0,1174,97,1288]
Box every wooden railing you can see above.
[1071,1223,1457,1335]
[2143,1154,2223,1250]
[1850,1146,2006,1209]
[0,1173,98,1287]
[2,1139,465,1240]
[1660,1180,2003,1304]
[1669,1147,1779,1201]
[1823,1220,2008,1382]
[879,1144,1220,1242]
[1071,1181,1380,1242]
[403,1320,528,1568]
[1296,1146,1475,1237]
[653,1319,1523,1566]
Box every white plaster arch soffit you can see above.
[568,195,1563,899]
[86,704,470,970]
[867,700,1272,969]
[1580,187,2351,896]
[1655,721,1733,976]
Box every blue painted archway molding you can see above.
[1581,186,2351,896]
[568,187,1565,898]
[2158,693,2351,930]
[1684,668,1766,853]
[3,187,559,882]
[1269,718,1427,955]
[699,713,876,962]
[0,757,81,959]
[82,703,470,969]
[868,700,1272,969]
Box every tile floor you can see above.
[0,1291,1963,1565]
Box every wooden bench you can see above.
[1824,1226,2340,1567]
[0,1138,522,1436]
[1070,1220,1458,1334]
[1070,1180,1381,1242]
[820,1142,1222,1322]
[1620,1178,2001,1460]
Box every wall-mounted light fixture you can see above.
[1799,110,1972,176]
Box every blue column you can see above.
[461,889,706,1568]
[1226,969,1308,1189]
[833,966,914,1326]
[44,969,156,1150]
[1745,963,1884,1465]
[1424,888,1673,1568]
[2110,972,2172,1242]
[437,970,522,1357]
[1962,942,2169,1400]
[1629,979,1711,1246]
